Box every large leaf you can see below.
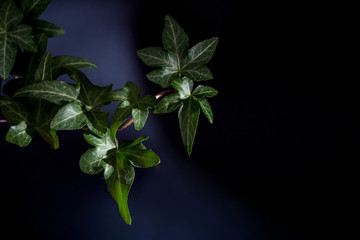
[21,0,51,19]
[0,0,23,78]
[178,97,200,155]
[50,101,86,130]
[14,80,79,105]
[51,56,97,79]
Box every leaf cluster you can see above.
[0,2,218,225]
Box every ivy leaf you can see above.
[80,129,116,175]
[172,77,193,99]
[182,37,219,70]
[178,97,200,156]
[195,97,214,124]
[192,85,218,98]
[153,93,183,114]
[110,82,156,136]
[51,56,97,80]
[182,65,213,81]
[8,24,37,52]
[21,0,51,19]
[84,110,109,136]
[28,19,65,37]
[0,96,29,125]
[162,15,189,61]
[146,68,178,88]
[50,101,86,131]
[104,151,135,225]
[0,0,23,78]
[34,51,52,81]
[14,80,79,105]
[137,47,171,68]
[6,121,34,147]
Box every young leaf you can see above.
[196,97,214,124]
[171,77,193,99]
[51,56,97,79]
[50,101,86,131]
[162,15,189,60]
[132,108,148,131]
[193,85,218,98]
[178,97,200,156]
[104,152,135,225]
[14,80,79,105]
[21,0,51,19]
[28,19,65,37]
[182,37,219,69]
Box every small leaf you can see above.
[14,80,79,105]
[104,152,135,225]
[50,102,86,130]
[162,15,189,59]
[29,19,65,37]
[51,56,97,79]
[85,110,109,136]
[132,108,148,131]
[6,121,34,147]
[153,93,183,114]
[192,85,218,98]
[123,148,160,168]
[182,65,213,81]
[34,52,52,81]
[196,97,214,124]
[146,68,178,88]
[21,0,51,19]
[172,77,193,99]
[117,136,149,150]
[182,37,219,69]
[178,97,200,155]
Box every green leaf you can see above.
[85,110,109,136]
[104,151,135,225]
[66,69,112,109]
[51,56,97,79]
[28,19,65,37]
[80,129,116,175]
[182,65,213,81]
[162,15,189,61]
[178,97,200,155]
[117,136,149,149]
[8,24,37,52]
[123,148,160,168]
[171,77,193,99]
[0,96,29,125]
[192,85,218,98]
[0,39,17,79]
[196,97,213,124]
[50,101,86,130]
[146,68,178,88]
[6,121,34,147]
[0,0,23,30]
[34,52,52,81]
[153,93,183,114]
[132,108,148,131]
[14,80,79,105]
[21,0,51,19]
[182,37,219,69]
[137,47,171,68]
[37,127,59,149]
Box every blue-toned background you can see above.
[1,0,355,239]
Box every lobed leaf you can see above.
[29,19,65,37]
[171,77,193,99]
[153,93,183,114]
[146,68,178,88]
[21,0,51,19]
[84,110,109,136]
[182,65,213,81]
[51,56,97,79]
[137,47,170,68]
[192,85,218,98]
[182,37,219,69]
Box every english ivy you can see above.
[0,0,218,225]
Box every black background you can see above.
[0,0,356,239]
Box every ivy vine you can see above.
[0,0,218,225]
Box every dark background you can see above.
[0,0,356,239]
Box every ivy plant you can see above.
[0,0,219,225]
